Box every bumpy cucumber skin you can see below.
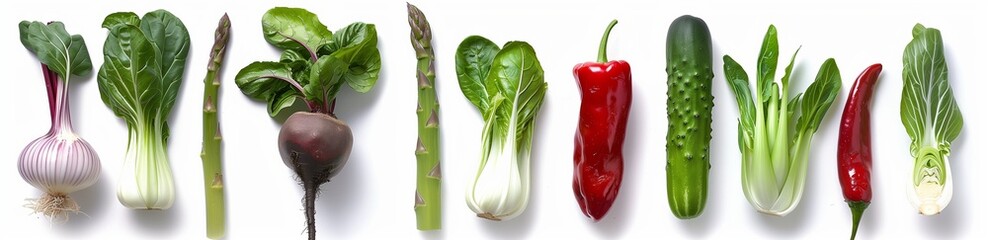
[665,15,713,219]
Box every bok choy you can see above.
[97,10,190,210]
[901,24,963,215]
[455,36,548,221]
[723,25,842,216]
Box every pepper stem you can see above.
[597,19,619,63]
[847,201,869,240]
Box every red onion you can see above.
[18,65,100,221]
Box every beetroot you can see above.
[279,112,353,180]
[279,112,353,239]
[235,7,380,239]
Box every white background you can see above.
[1,0,985,239]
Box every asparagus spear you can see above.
[201,13,230,239]
[408,3,442,230]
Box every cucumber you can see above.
[665,15,713,219]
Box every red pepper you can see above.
[572,20,632,221]
[837,63,882,240]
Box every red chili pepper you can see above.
[837,63,882,240]
[572,20,632,221]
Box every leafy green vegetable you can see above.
[489,42,547,140]
[723,25,841,216]
[262,7,332,59]
[305,56,347,103]
[322,23,381,93]
[238,8,382,239]
[102,12,140,29]
[235,62,299,98]
[237,7,381,117]
[455,36,500,113]
[18,21,92,80]
[901,23,963,216]
[457,37,547,221]
[96,9,190,210]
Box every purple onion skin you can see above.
[18,65,100,197]
[19,134,101,194]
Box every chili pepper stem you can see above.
[847,201,869,240]
[597,20,618,63]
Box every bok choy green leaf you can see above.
[901,24,963,215]
[456,37,547,221]
[97,10,190,210]
[723,25,842,216]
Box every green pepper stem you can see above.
[848,201,869,240]
[597,19,618,63]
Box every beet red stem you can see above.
[42,64,58,123]
[329,99,337,115]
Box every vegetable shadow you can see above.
[331,56,386,122]
[678,90,723,237]
[856,71,889,239]
[678,202,718,238]
[478,97,548,239]
[916,46,967,239]
[67,65,96,129]
[859,192,882,239]
[59,172,111,232]
[315,147,368,236]
[419,228,446,240]
[920,127,967,239]
[313,40,385,237]
[420,40,448,240]
[587,87,643,238]
[129,196,181,236]
[56,67,103,231]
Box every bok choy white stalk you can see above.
[97,10,190,210]
[455,37,547,221]
[723,25,842,216]
[901,24,963,215]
